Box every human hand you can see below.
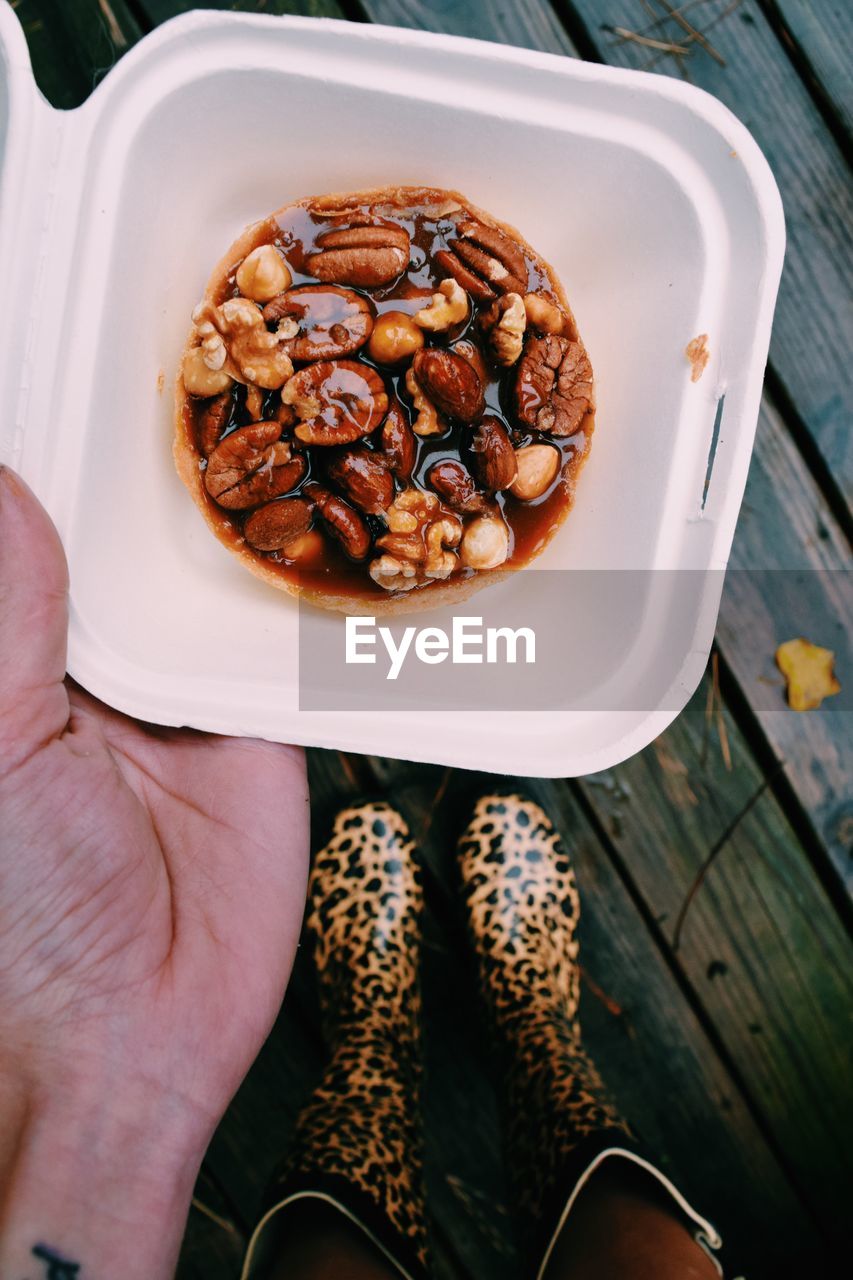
[0,467,310,1277]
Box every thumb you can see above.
[0,467,70,766]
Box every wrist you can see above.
[0,1058,212,1279]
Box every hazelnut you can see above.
[524,292,567,335]
[510,444,560,500]
[460,514,510,570]
[368,311,425,365]
[182,346,233,397]
[236,244,292,302]
[282,529,325,563]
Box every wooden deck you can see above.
[14,2,852,1276]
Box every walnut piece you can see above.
[370,490,462,591]
[182,347,233,397]
[515,335,593,436]
[306,217,411,288]
[483,292,526,366]
[413,279,469,332]
[436,219,527,301]
[282,360,389,446]
[236,245,292,302]
[262,285,373,361]
[405,366,445,437]
[192,298,294,390]
[412,348,485,423]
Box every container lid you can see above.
[0,5,784,776]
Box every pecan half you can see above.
[379,400,417,479]
[282,360,389,446]
[426,459,489,514]
[244,496,314,551]
[305,481,371,560]
[515,336,593,436]
[306,217,411,288]
[204,422,306,510]
[326,447,394,516]
[471,417,518,491]
[262,285,373,361]
[412,348,485,424]
[436,218,527,301]
[197,389,233,457]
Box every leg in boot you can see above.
[458,792,724,1279]
[243,801,428,1280]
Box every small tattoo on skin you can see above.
[30,1244,81,1279]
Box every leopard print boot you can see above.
[458,792,723,1279]
[242,800,428,1280]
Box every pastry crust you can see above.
[174,186,593,615]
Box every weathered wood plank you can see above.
[559,0,853,509]
[577,671,853,1245]
[722,394,852,888]
[764,0,853,143]
[140,0,347,24]
[357,0,575,53]
[368,755,822,1276]
[357,2,851,894]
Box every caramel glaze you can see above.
[185,200,594,603]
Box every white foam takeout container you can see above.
[0,3,784,777]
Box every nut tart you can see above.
[174,186,595,615]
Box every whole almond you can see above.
[412,348,485,423]
[326,447,394,515]
[470,417,517,491]
[244,496,314,551]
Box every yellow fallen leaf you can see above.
[775,638,841,712]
